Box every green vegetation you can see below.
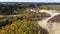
[0,4,50,34]
[0,12,50,34]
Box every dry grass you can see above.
[40,5,60,10]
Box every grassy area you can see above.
[40,5,60,10]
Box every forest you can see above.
[0,4,50,34]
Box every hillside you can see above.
[0,2,60,34]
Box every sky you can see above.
[0,0,60,3]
